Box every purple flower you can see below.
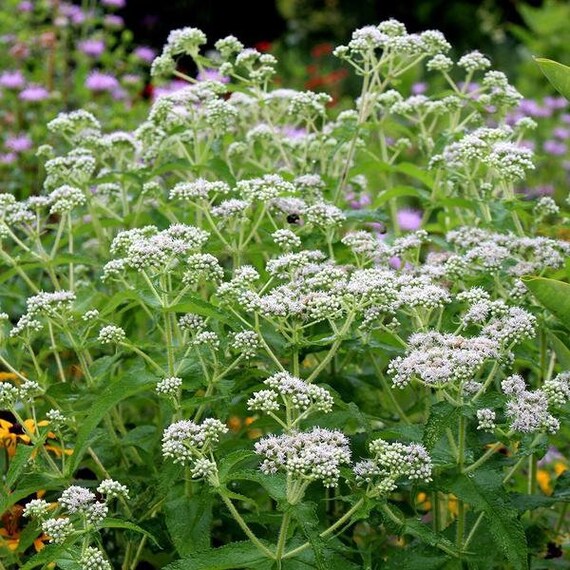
[411,82,427,95]
[78,38,105,57]
[520,139,535,152]
[122,73,142,85]
[519,99,551,118]
[85,71,119,92]
[0,70,25,89]
[543,140,567,156]
[133,46,156,63]
[19,85,49,101]
[102,0,126,7]
[5,134,32,153]
[397,208,422,231]
[152,79,187,100]
[554,127,570,141]
[197,68,229,83]
[518,185,554,199]
[562,114,570,125]
[18,1,33,11]
[543,96,567,111]
[281,125,306,140]
[0,153,16,164]
[59,4,88,25]
[104,15,124,28]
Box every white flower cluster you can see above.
[156,376,183,398]
[79,546,112,570]
[109,224,209,273]
[59,485,109,524]
[502,375,560,434]
[98,325,126,344]
[248,371,334,416]
[388,331,499,389]
[254,427,351,487]
[229,330,260,359]
[10,290,76,337]
[476,408,496,431]
[161,418,228,476]
[543,372,570,407]
[354,439,432,494]
[445,227,570,278]
[151,27,207,77]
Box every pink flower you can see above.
[0,70,25,89]
[85,71,119,92]
[397,208,422,231]
[19,85,49,101]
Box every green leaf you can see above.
[443,470,528,570]
[65,371,155,475]
[228,470,287,502]
[164,493,212,555]
[162,541,269,570]
[395,162,434,189]
[5,444,34,488]
[20,544,71,569]
[218,449,257,483]
[548,332,570,369]
[374,185,425,206]
[522,276,570,325]
[167,297,237,325]
[0,474,66,515]
[535,58,570,100]
[99,518,160,547]
[423,401,460,452]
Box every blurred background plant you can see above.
[0,0,154,197]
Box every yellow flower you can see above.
[537,469,552,495]
[0,418,72,458]
[0,372,19,382]
[0,503,48,553]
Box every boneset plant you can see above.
[0,19,569,569]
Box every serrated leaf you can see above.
[535,58,570,100]
[65,372,155,475]
[218,449,257,483]
[5,444,34,487]
[228,469,287,502]
[162,541,269,570]
[423,401,460,452]
[99,518,160,547]
[20,544,71,569]
[522,276,570,325]
[164,494,211,555]
[443,470,528,570]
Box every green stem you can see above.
[463,441,503,474]
[283,498,364,559]
[219,493,275,559]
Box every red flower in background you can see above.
[255,41,272,53]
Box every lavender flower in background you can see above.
[411,82,427,95]
[18,1,33,11]
[543,139,567,156]
[19,85,49,101]
[5,134,32,153]
[102,0,126,8]
[104,15,124,28]
[78,38,105,58]
[197,68,230,83]
[133,46,156,63]
[86,71,119,92]
[397,208,422,231]
[0,70,25,89]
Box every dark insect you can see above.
[287,214,301,224]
